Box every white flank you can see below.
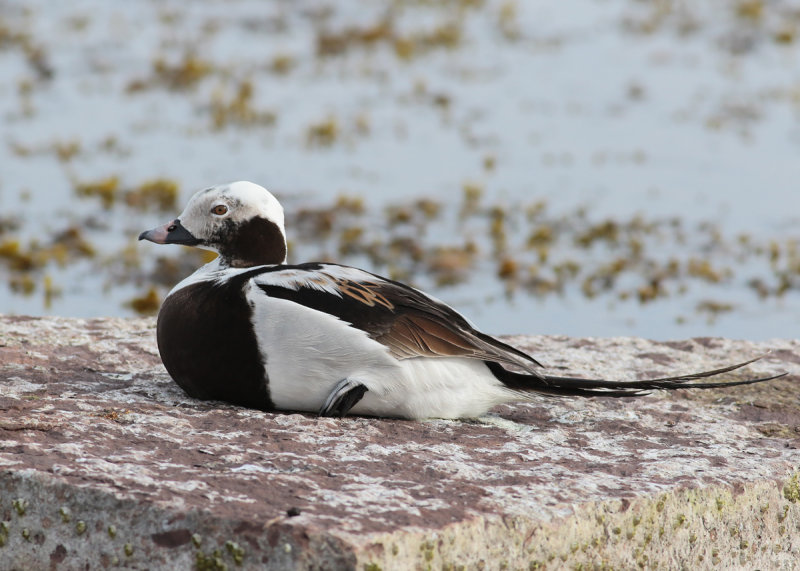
[245,279,516,419]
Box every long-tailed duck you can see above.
[139,181,785,419]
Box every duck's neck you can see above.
[217,217,287,268]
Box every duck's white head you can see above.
[139,181,287,267]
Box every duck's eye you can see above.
[211,204,228,216]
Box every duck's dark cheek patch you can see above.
[218,217,286,267]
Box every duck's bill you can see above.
[138,219,201,246]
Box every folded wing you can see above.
[251,262,544,376]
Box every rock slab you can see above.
[0,315,798,570]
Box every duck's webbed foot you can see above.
[319,378,368,417]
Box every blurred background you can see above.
[1,0,799,340]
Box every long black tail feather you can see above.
[486,356,788,398]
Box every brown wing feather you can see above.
[376,313,544,377]
[376,315,475,359]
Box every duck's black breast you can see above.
[156,277,274,410]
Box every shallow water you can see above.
[1,0,799,340]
